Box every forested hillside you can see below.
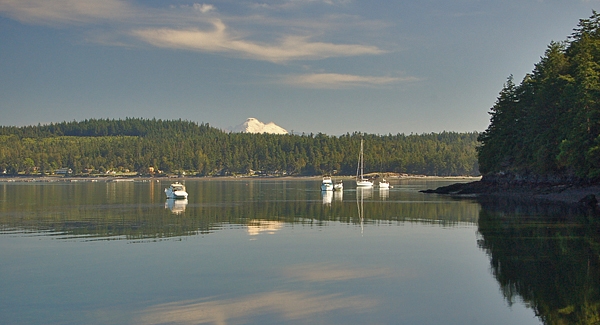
[0,118,479,177]
[478,11,600,182]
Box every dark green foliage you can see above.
[0,118,479,176]
[478,11,600,181]
[0,117,217,138]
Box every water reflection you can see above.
[0,180,481,240]
[322,190,333,205]
[139,290,377,325]
[138,263,384,324]
[476,197,600,325]
[247,220,283,236]
[284,263,394,282]
[3,179,563,325]
[357,186,373,199]
[165,198,188,214]
[356,188,369,234]
[334,190,343,201]
[379,187,389,200]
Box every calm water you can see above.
[0,178,598,325]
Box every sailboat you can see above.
[356,139,374,187]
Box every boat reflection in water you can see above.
[322,190,333,205]
[165,198,188,214]
[356,187,371,235]
[357,186,372,199]
[334,189,343,201]
[379,187,389,200]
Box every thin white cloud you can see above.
[0,0,135,25]
[0,0,387,63]
[283,72,416,88]
[251,0,351,10]
[193,3,215,14]
[132,19,384,62]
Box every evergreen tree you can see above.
[479,11,600,182]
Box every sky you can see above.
[1,0,599,135]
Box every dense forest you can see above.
[0,118,479,177]
[478,11,600,183]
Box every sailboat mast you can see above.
[356,139,360,179]
[360,139,364,179]
[355,139,373,187]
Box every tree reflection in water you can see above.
[476,196,600,324]
[0,180,481,240]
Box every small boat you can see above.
[356,139,373,187]
[165,182,188,199]
[356,178,374,187]
[321,176,334,191]
[334,179,344,191]
[379,178,390,189]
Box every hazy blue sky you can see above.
[1,1,599,135]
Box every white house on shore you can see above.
[55,168,72,175]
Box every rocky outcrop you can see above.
[421,173,600,207]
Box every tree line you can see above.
[0,118,479,177]
[478,11,600,182]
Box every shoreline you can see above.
[0,174,481,183]
[421,180,600,206]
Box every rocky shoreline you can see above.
[421,179,600,207]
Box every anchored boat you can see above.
[165,182,188,199]
[356,139,373,187]
[321,176,334,191]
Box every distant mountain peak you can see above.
[232,118,288,135]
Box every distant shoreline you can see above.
[0,174,481,183]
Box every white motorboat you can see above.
[321,176,334,191]
[165,182,188,199]
[333,179,344,191]
[356,139,373,187]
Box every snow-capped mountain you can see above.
[231,118,288,135]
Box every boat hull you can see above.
[321,177,334,191]
[165,190,188,199]
[321,184,334,191]
[356,180,373,187]
[165,183,188,199]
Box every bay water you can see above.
[1,178,596,324]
